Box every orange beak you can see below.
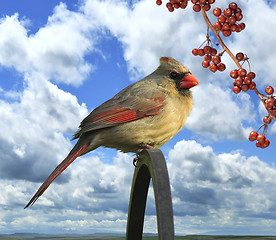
[180,74,199,89]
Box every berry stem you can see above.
[200,8,242,68]
[206,25,210,43]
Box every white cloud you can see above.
[168,140,276,234]
[186,83,254,140]
[0,3,94,86]
[0,14,29,72]
[0,3,92,183]
[83,0,207,79]
[0,72,87,182]
[28,4,94,86]
[0,152,134,233]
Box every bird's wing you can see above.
[73,95,165,139]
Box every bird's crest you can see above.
[159,57,187,73]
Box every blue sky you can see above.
[1,0,276,235]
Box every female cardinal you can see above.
[25,56,198,208]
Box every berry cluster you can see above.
[249,86,275,149]
[158,0,188,12]
[191,0,216,13]
[212,2,245,37]
[231,53,256,94]
[264,86,276,116]
[155,0,216,13]
[192,46,226,72]
[249,131,270,149]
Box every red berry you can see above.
[211,48,217,56]
[193,4,201,12]
[209,63,218,72]
[192,48,199,56]
[203,46,212,55]
[156,0,162,5]
[204,54,212,61]
[263,116,272,124]
[174,3,180,9]
[199,0,207,4]
[213,22,222,31]
[236,52,244,61]
[229,2,238,10]
[208,0,215,4]
[241,84,249,92]
[168,7,174,12]
[265,86,274,95]
[222,23,230,31]
[239,22,246,30]
[217,63,226,71]
[238,68,247,77]
[191,0,199,3]
[244,76,252,85]
[202,60,210,68]
[266,98,275,109]
[230,24,238,32]
[230,69,238,78]
[198,49,205,56]
[236,25,242,33]
[256,141,263,148]
[248,82,256,90]
[247,72,256,79]
[235,7,242,14]
[263,138,270,148]
[271,108,276,117]
[232,85,241,94]
[256,134,266,144]
[235,76,243,86]
[202,3,211,11]
[166,2,173,9]
[249,131,258,141]
[228,15,237,25]
[222,30,231,37]
[235,13,243,21]
[180,0,188,8]
[223,8,232,17]
[212,55,221,64]
[218,15,227,23]
[213,7,221,17]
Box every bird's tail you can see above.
[24,142,90,209]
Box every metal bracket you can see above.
[126,149,174,240]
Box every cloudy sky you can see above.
[0,0,276,235]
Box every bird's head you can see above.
[158,57,199,90]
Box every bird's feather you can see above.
[24,142,90,208]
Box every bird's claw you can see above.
[133,143,154,167]
[133,155,139,167]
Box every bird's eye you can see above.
[169,71,178,79]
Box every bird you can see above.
[24,56,199,209]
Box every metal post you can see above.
[126,149,174,240]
